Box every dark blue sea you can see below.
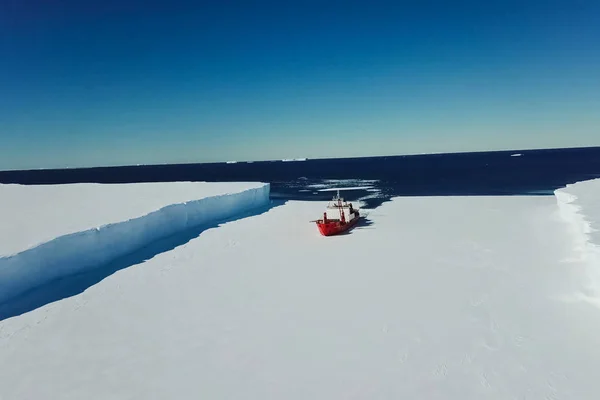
[2,146,600,209]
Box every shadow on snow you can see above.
[338,216,375,235]
[0,200,286,321]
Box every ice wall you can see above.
[0,183,270,304]
[555,178,600,265]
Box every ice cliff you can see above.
[0,183,270,304]
[555,178,600,265]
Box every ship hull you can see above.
[316,214,360,236]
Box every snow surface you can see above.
[2,180,600,399]
[0,182,270,304]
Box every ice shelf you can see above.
[0,182,270,303]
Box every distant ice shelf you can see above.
[281,158,307,162]
[317,186,374,192]
[0,182,270,304]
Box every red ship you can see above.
[315,191,361,236]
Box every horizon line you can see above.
[1,144,599,173]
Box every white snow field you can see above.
[0,182,270,304]
[1,179,600,399]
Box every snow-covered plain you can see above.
[2,179,600,399]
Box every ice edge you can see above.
[555,181,597,258]
[554,179,600,305]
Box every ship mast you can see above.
[336,190,345,223]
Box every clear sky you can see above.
[1,0,599,170]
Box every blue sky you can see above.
[1,0,599,170]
